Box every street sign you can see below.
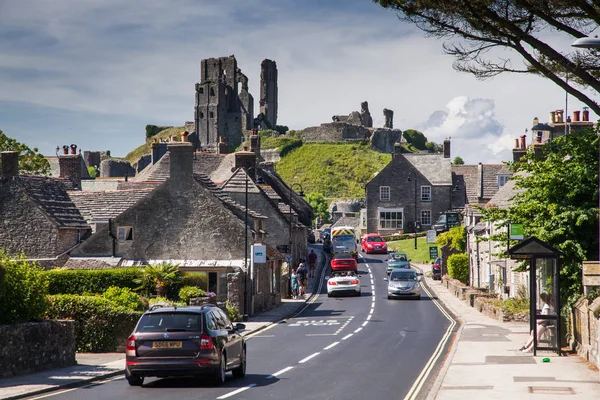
[426,230,437,243]
[429,246,438,259]
[252,244,266,263]
[276,245,290,253]
[509,223,525,240]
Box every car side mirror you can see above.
[325,276,330,280]
[235,323,246,331]
[383,278,388,281]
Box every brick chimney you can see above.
[513,135,527,162]
[59,151,82,189]
[151,140,168,165]
[168,141,194,184]
[235,148,256,170]
[217,137,228,155]
[250,130,260,158]
[393,142,402,159]
[443,139,451,158]
[1,151,19,179]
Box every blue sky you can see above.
[0,0,596,163]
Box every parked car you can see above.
[322,233,332,253]
[319,227,331,242]
[360,234,388,254]
[385,269,422,300]
[307,230,316,243]
[125,304,246,386]
[432,257,442,280]
[326,270,361,297]
[330,253,358,272]
[386,252,410,275]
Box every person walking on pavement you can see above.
[291,268,299,299]
[308,249,317,278]
[297,262,308,297]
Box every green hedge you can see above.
[447,253,469,284]
[382,232,426,242]
[46,294,142,352]
[45,268,142,295]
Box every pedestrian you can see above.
[291,268,299,299]
[521,292,555,353]
[308,249,317,278]
[297,262,307,297]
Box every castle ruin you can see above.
[260,59,278,127]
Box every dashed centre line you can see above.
[266,366,294,379]
[299,352,320,364]
[324,342,340,350]
[216,384,256,399]
[342,333,353,340]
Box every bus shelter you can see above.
[508,237,562,356]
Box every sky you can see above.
[0,0,597,165]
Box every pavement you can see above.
[0,248,327,400]
[412,262,600,400]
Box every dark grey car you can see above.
[125,304,246,386]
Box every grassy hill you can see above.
[124,126,185,164]
[274,142,391,198]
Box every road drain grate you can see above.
[528,386,575,395]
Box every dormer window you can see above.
[497,175,511,187]
[118,226,133,241]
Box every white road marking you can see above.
[369,308,374,315]
[216,384,257,399]
[324,342,340,350]
[354,327,363,333]
[342,333,353,340]
[362,321,369,327]
[367,314,372,321]
[266,366,294,379]
[299,352,320,364]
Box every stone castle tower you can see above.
[259,59,278,127]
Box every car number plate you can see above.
[339,281,350,285]
[152,341,182,349]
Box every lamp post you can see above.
[572,36,600,49]
[287,182,305,297]
[407,176,418,250]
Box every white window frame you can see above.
[117,226,133,241]
[497,175,510,187]
[379,186,391,202]
[378,207,404,230]
[420,185,432,201]
[421,210,432,226]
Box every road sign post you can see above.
[429,246,438,259]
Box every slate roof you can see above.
[9,176,90,229]
[451,164,509,206]
[64,257,121,269]
[403,154,452,186]
[221,169,261,194]
[486,172,527,209]
[68,188,155,223]
[331,215,360,229]
[133,152,170,182]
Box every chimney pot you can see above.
[520,135,526,149]
[549,111,556,124]
[181,131,189,142]
[243,146,248,151]
[62,145,69,155]
[1,151,19,178]
[573,110,581,122]
[582,107,589,122]
[70,144,77,155]
[514,138,519,149]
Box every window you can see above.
[210,87,215,96]
[209,111,214,119]
[497,175,510,187]
[421,210,432,226]
[199,87,204,94]
[378,208,403,230]
[208,272,218,294]
[420,186,431,201]
[199,111,204,119]
[117,226,133,241]
[379,186,390,201]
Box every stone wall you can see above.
[100,159,135,178]
[260,149,281,163]
[300,122,371,143]
[0,321,76,378]
[571,296,600,369]
[370,128,403,153]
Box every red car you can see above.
[361,234,388,254]
[331,254,358,271]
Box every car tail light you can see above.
[350,279,359,284]
[126,335,136,351]
[200,334,214,350]
[328,281,337,286]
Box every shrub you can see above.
[148,297,186,307]
[447,253,469,284]
[45,268,141,295]
[103,286,145,311]
[0,252,49,324]
[493,297,530,314]
[133,262,183,298]
[226,302,241,322]
[46,294,142,352]
[179,286,206,304]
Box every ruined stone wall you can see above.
[300,122,371,143]
[99,159,135,178]
[260,59,278,127]
[370,128,403,153]
[0,321,76,378]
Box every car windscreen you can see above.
[136,312,203,333]
[391,254,407,261]
[390,271,416,281]
[366,236,384,242]
[333,234,354,242]
[332,271,356,278]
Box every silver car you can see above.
[326,270,361,297]
[386,269,421,300]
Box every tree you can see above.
[0,130,50,176]
[87,166,98,179]
[453,156,465,165]
[374,1,600,115]
[305,192,331,225]
[480,127,599,301]
[403,129,428,150]
[134,262,183,298]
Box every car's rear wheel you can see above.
[214,353,226,385]
[126,372,144,386]
[232,347,246,378]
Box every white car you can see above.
[386,269,421,300]
[326,270,361,297]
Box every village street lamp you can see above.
[243,166,264,322]
[288,182,304,297]
[572,36,600,49]
[407,176,418,250]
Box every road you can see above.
[26,250,457,400]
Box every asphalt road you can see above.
[27,251,456,400]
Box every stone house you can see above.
[365,142,457,235]
[0,151,90,267]
[70,141,280,315]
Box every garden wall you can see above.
[0,320,76,378]
[571,296,600,370]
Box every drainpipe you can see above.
[476,238,481,288]
[108,219,116,257]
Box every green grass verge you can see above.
[387,236,439,264]
[124,126,185,164]
[275,142,391,198]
